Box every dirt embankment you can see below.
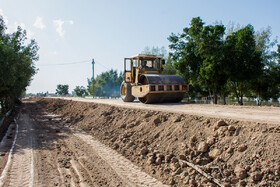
[38,98,280,186]
[1,100,168,186]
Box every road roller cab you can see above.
[121,54,188,104]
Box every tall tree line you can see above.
[0,16,39,113]
[168,17,280,105]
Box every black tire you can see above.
[120,81,135,102]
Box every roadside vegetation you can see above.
[168,17,280,105]
[0,16,39,114]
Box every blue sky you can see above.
[1,0,280,93]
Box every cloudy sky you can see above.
[1,0,280,93]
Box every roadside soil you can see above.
[0,100,165,187]
[59,97,280,125]
[35,97,279,186]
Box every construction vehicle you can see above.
[120,54,188,104]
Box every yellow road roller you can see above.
[120,54,188,104]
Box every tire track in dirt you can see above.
[71,128,167,187]
[1,112,35,187]
[0,121,18,187]
[0,102,167,186]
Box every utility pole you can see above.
[92,58,95,98]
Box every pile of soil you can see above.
[37,98,280,186]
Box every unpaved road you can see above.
[59,97,280,125]
[0,102,166,186]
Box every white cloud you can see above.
[53,19,74,37]
[0,9,9,25]
[53,19,65,37]
[34,16,46,29]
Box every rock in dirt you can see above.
[171,157,178,163]
[214,120,227,130]
[237,144,247,152]
[250,172,263,182]
[170,162,180,172]
[206,136,215,146]
[275,167,280,176]
[190,135,196,142]
[204,119,211,124]
[140,148,149,155]
[174,116,181,122]
[157,153,165,159]
[147,157,155,165]
[160,115,168,122]
[179,154,186,160]
[169,178,175,185]
[197,141,208,153]
[144,113,152,118]
[208,148,222,159]
[228,125,236,131]
[155,157,162,165]
[165,154,173,163]
[153,117,161,126]
[226,147,234,154]
[234,166,248,179]
[238,180,246,187]
[113,143,119,149]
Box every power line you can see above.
[94,60,111,71]
[37,58,112,71]
[37,60,91,66]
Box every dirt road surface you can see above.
[0,101,166,187]
[0,98,279,186]
[60,97,280,124]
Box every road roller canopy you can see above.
[130,54,163,59]
[125,54,164,71]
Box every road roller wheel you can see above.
[120,81,135,102]
[139,92,185,104]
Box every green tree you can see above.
[162,55,177,74]
[249,27,280,104]
[56,84,69,96]
[87,69,123,97]
[278,44,280,60]
[168,17,228,104]
[225,25,262,105]
[73,86,88,97]
[0,16,39,113]
[168,17,205,100]
[254,62,280,104]
[199,24,227,104]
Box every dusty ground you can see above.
[0,100,165,187]
[34,97,280,186]
[0,97,279,186]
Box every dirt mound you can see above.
[37,98,280,186]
